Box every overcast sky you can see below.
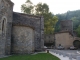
[11,0,80,14]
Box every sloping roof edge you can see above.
[55,31,73,36]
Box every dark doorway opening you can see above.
[73,40,80,48]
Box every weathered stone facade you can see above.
[12,26,34,54]
[12,12,44,52]
[60,20,73,33]
[55,31,80,49]
[0,0,13,56]
[55,20,80,49]
[0,0,44,56]
[55,31,74,49]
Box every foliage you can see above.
[35,3,49,15]
[71,17,80,29]
[21,0,58,34]
[35,3,58,34]
[44,15,58,34]
[55,10,80,32]
[76,25,80,37]
[0,53,60,60]
[21,0,34,14]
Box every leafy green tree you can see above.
[76,25,80,37]
[35,3,49,15]
[44,16,58,34]
[35,3,58,34]
[21,0,34,14]
[71,17,80,30]
[21,1,58,34]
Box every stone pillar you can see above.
[0,34,5,56]
[5,22,12,55]
[40,16,44,50]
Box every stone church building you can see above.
[0,0,44,56]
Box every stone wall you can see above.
[60,20,73,33]
[55,32,74,49]
[0,0,44,55]
[12,26,34,54]
[0,0,13,56]
[12,12,44,52]
[73,37,80,40]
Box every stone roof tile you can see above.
[13,12,41,29]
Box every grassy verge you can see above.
[0,53,60,60]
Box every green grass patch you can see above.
[0,53,60,60]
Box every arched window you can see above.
[2,18,6,34]
[2,19,4,32]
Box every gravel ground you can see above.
[49,49,80,60]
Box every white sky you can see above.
[11,0,80,15]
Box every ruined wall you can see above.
[55,32,74,49]
[60,20,73,33]
[12,26,34,54]
[0,0,13,56]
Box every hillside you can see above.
[55,10,80,32]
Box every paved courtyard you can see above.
[49,49,80,59]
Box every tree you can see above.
[71,17,80,30]
[35,3,49,15]
[76,25,80,37]
[56,10,80,32]
[44,15,58,34]
[21,0,34,14]
[35,3,58,34]
[21,1,58,34]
